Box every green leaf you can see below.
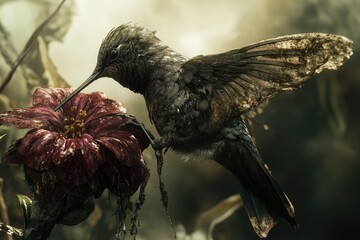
[17,195,32,228]
[0,195,32,238]
[0,133,6,141]
[0,222,23,239]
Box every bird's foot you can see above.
[152,137,170,153]
[112,112,156,145]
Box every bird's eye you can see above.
[108,48,119,62]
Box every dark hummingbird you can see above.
[54,24,353,237]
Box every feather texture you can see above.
[214,118,297,237]
[181,33,353,131]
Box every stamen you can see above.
[63,106,88,138]
[79,109,87,117]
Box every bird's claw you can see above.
[126,114,139,124]
[116,113,140,125]
[112,112,156,145]
[152,137,172,163]
[152,137,168,152]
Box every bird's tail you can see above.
[214,121,298,237]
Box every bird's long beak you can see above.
[54,70,102,111]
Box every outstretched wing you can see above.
[180,33,353,131]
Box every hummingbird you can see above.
[54,24,353,237]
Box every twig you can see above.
[0,0,66,93]
[0,178,11,240]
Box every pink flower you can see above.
[0,88,149,198]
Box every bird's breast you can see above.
[144,79,241,148]
[144,80,207,139]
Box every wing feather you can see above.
[180,33,353,131]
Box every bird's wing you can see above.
[180,33,353,130]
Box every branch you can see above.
[0,0,66,93]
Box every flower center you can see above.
[63,106,87,138]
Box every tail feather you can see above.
[237,183,278,238]
[214,119,297,237]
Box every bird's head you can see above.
[54,24,166,111]
[95,24,166,91]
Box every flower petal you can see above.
[32,88,73,109]
[90,116,150,151]
[96,132,144,167]
[54,134,104,185]
[100,153,148,196]
[24,167,66,207]
[18,129,62,170]
[56,90,126,123]
[1,139,23,164]
[0,107,63,130]
[79,92,126,124]
[118,123,150,151]
[87,171,107,199]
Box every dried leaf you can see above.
[0,0,66,93]
[37,36,70,88]
[195,194,243,240]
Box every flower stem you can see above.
[0,178,11,240]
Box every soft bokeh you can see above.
[0,0,359,239]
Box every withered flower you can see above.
[0,88,150,239]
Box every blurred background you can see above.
[0,0,359,239]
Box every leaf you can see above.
[195,194,243,240]
[0,0,66,93]
[37,36,70,88]
[0,133,5,141]
[176,194,243,240]
[17,195,32,228]
[0,222,23,239]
